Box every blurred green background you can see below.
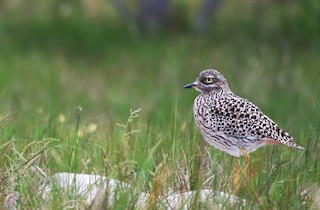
[0,0,320,208]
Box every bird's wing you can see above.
[206,94,302,149]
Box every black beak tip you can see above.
[183,83,196,89]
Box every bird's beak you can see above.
[183,82,197,89]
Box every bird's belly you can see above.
[201,132,243,157]
[199,128,266,157]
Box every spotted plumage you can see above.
[184,69,304,157]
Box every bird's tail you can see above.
[295,144,304,150]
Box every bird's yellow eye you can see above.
[204,77,214,84]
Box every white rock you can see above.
[42,173,246,209]
[42,173,148,207]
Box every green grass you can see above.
[1,2,320,209]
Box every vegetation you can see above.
[0,0,319,209]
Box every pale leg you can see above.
[240,148,251,175]
[233,157,240,196]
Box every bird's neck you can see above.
[202,86,232,96]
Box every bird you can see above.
[184,68,304,194]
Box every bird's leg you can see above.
[240,148,251,175]
[233,157,240,196]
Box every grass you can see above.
[0,2,320,209]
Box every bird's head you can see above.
[184,69,229,94]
